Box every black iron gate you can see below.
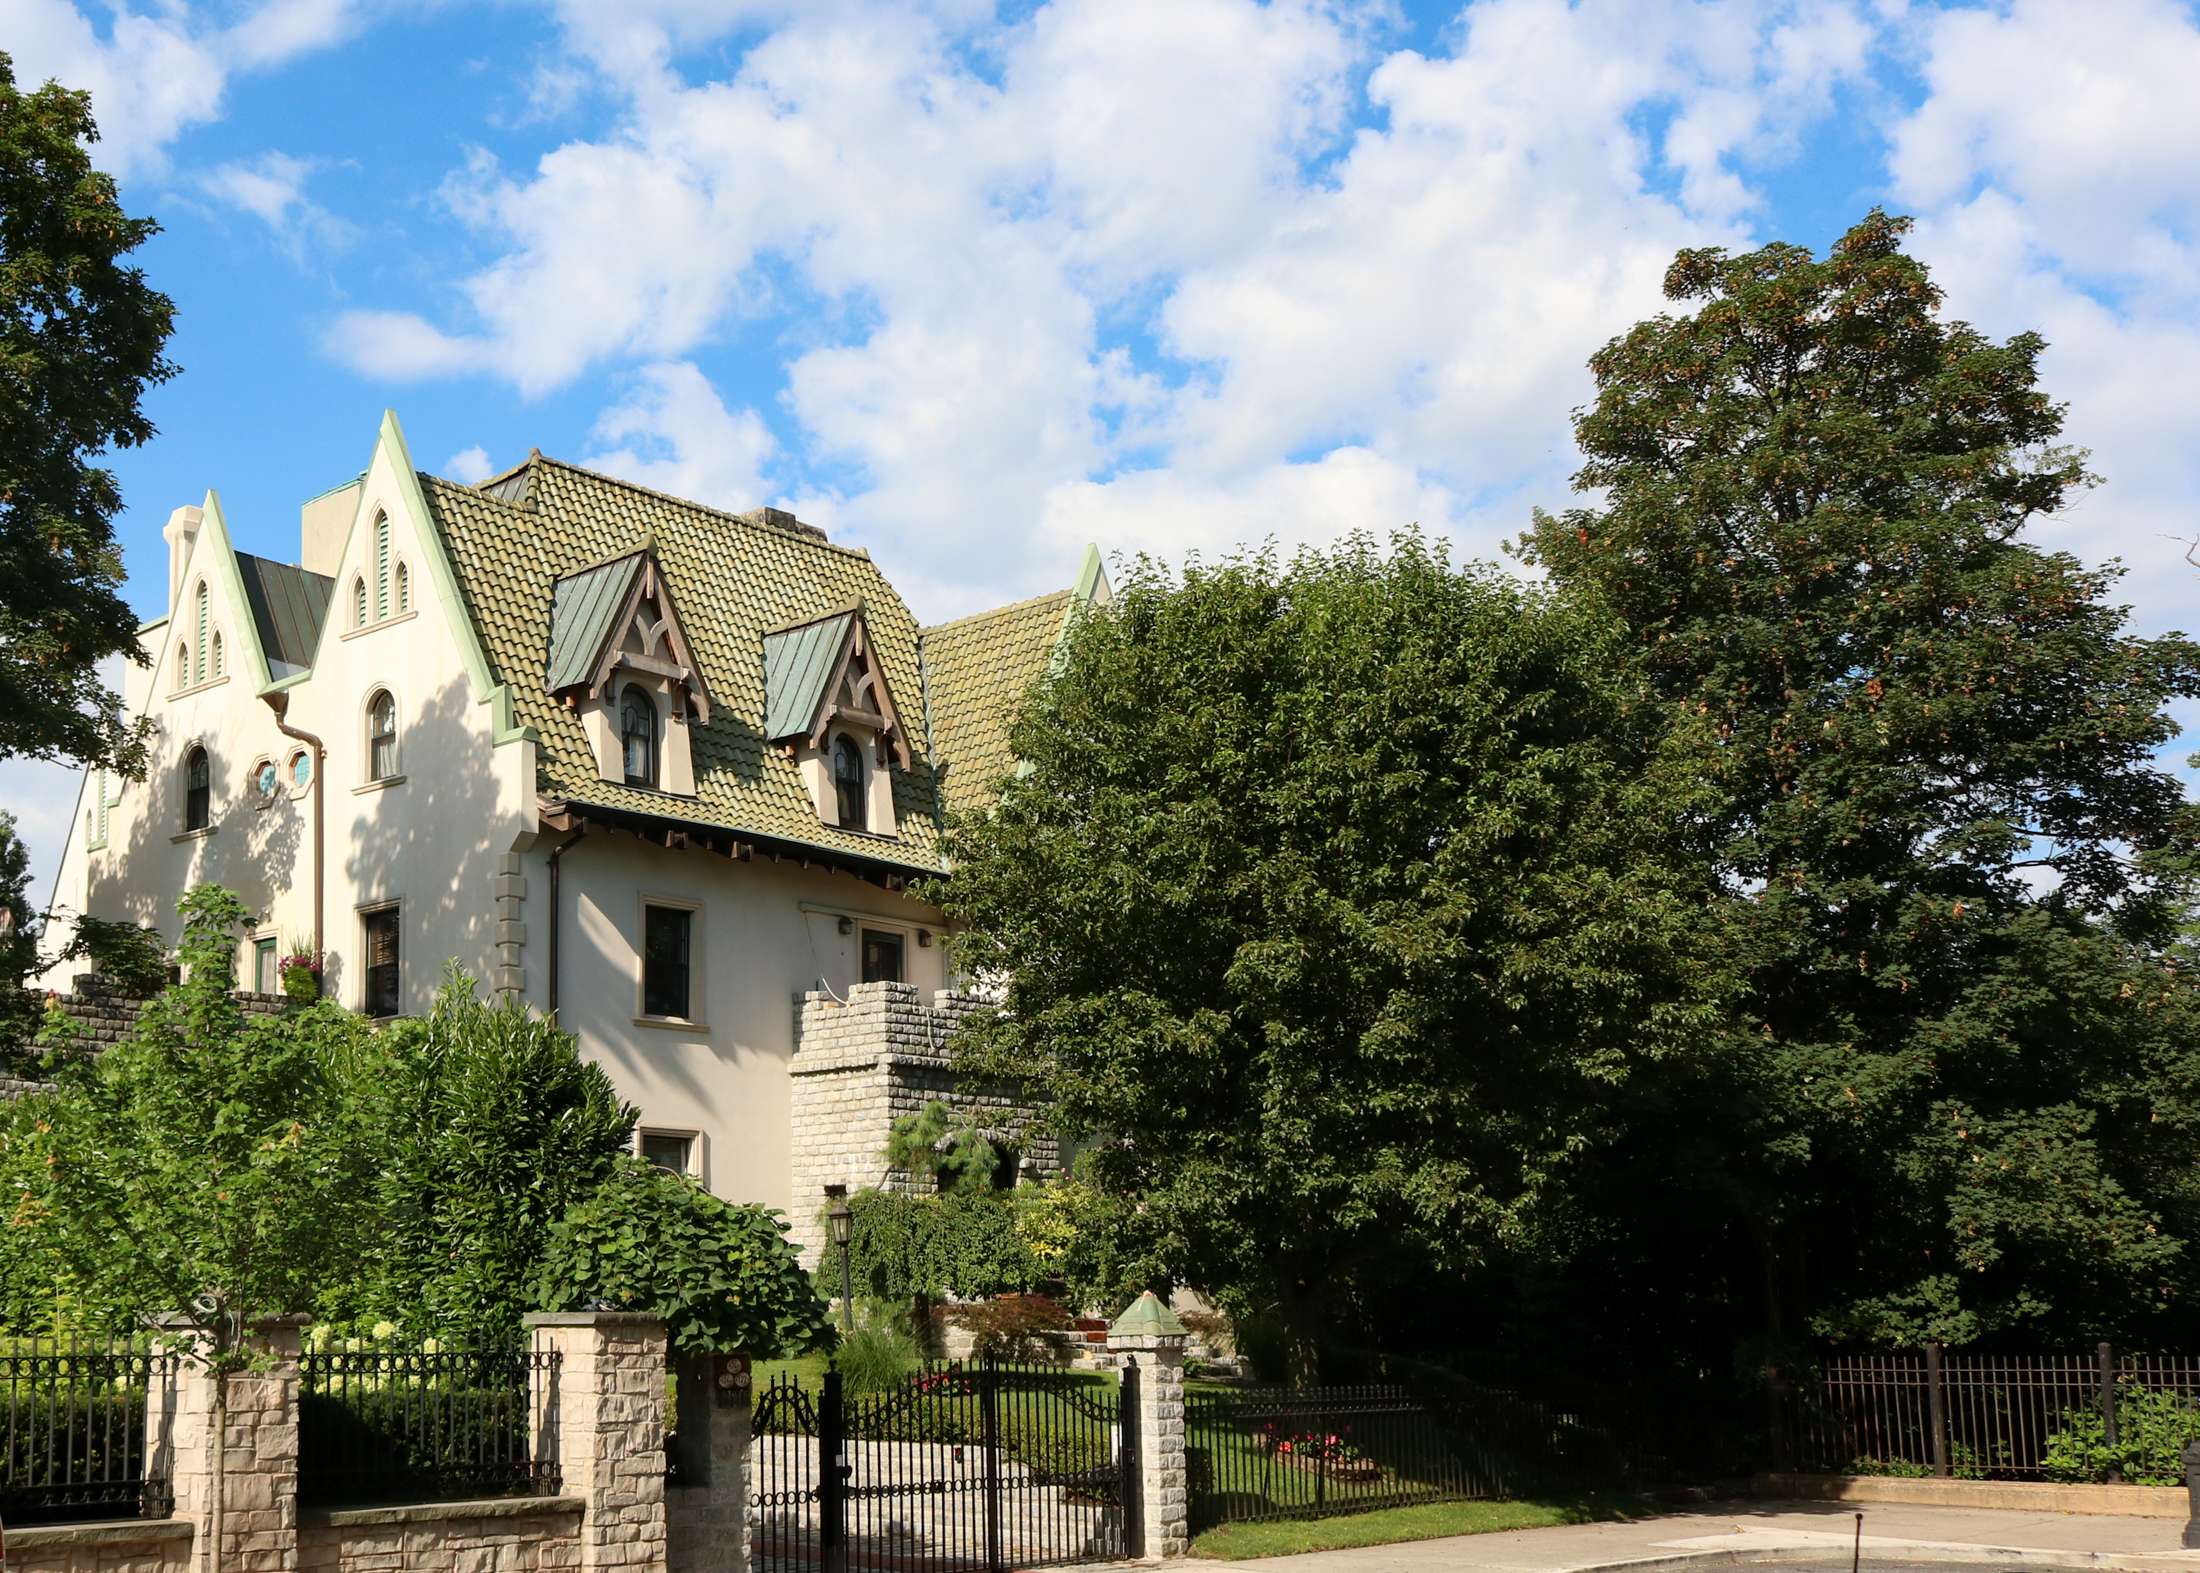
[753,1357,1138,1573]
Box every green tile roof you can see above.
[416,453,1084,873]
[421,457,949,872]
[918,590,1073,815]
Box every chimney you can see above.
[164,505,204,616]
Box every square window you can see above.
[643,904,692,1018]
[641,1132,693,1174]
[861,929,903,984]
[364,907,400,1017]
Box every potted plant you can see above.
[279,949,321,1002]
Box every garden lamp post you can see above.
[827,1187,854,1333]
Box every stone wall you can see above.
[3,976,292,1096]
[786,980,1058,1264]
[0,1520,194,1573]
[296,1499,584,1573]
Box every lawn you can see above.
[1186,1492,1659,1560]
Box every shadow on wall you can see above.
[71,715,309,963]
[341,673,505,1015]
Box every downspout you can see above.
[546,827,586,1017]
[263,694,325,973]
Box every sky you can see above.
[7,0,2200,909]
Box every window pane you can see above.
[643,905,691,1018]
[255,938,278,995]
[185,749,210,831]
[365,908,400,1017]
[641,1133,692,1173]
[622,687,657,788]
[834,736,865,829]
[861,929,903,984]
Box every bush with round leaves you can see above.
[531,1158,835,1355]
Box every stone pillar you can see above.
[149,1316,307,1573]
[666,1351,752,1573]
[524,1312,671,1573]
[1109,1293,1189,1560]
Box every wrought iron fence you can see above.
[297,1330,561,1507]
[1188,1385,1511,1529]
[1781,1346,2200,1481]
[0,1335,174,1525]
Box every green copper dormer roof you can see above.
[235,554,333,676]
[763,608,857,741]
[547,551,647,692]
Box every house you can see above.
[37,411,1103,1257]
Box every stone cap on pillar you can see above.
[1108,1291,1187,1351]
[522,1311,669,1327]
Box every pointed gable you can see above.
[762,606,912,768]
[546,545,712,723]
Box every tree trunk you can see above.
[210,1365,227,1573]
[1274,1274,1325,1388]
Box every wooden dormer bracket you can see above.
[805,617,912,769]
[583,554,712,724]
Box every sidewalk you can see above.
[1203,1499,2200,1573]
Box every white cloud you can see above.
[0,0,368,175]
[445,446,495,483]
[195,151,355,262]
[583,361,778,513]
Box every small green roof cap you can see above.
[1108,1291,1187,1341]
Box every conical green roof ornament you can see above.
[1108,1290,1187,1343]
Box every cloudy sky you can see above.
[7,0,2200,903]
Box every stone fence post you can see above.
[146,1315,309,1573]
[523,1312,671,1573]
[666,1350,752,1573]
[1109,1293,1189,1560]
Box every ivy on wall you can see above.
[841,1188,1042,1304]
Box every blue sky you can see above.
[9,0,2200,904]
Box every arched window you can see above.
[176,641,189,689]
[194,581,209,683]
[211,630,224,679]
[373,515,391,619]
[621,684,657,788]
[367,690,398,781]
[353,576,367,628]
[395,561,410,614]
[833,734,865,830]
[184,746,211,832]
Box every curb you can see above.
[1547,1546,2200,1573]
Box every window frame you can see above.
[183,745,212,832]
[621,683,659,789]
[860,927,905,985]
[632,893,706,1029]
[638,1129,700,1177]
[833,732,865,830]
[253,935,279,996]
[361,902,401,1018]
[366,688,400,782]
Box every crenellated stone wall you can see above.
[3,976,292,1095]
[785,980,1058,1264]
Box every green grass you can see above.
[1186,1492,1659,1560]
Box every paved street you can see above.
[1195,1500,2200,1573]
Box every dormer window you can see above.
[622,684,658,788]
[546,547,711,798]
[762,607,912,835]
[834,734,865,828]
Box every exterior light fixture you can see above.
[837,915,853,936]
[917,929,932,948]
[825,1184,854,1332]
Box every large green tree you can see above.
[1519,211,2200,1353]
[936,535,1719,1381]
[324,966,638,1338]
[0,52,175,774]
[2,885,369,1564]
[0,809,41,1054]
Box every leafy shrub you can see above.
[942,1293,1072,1360]
[1846,1456,1932,1477]
[2044,1386,2200,1486]
[533,1158,835,1356]
[844,1188,1042,1302]
[58,915,167,998]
